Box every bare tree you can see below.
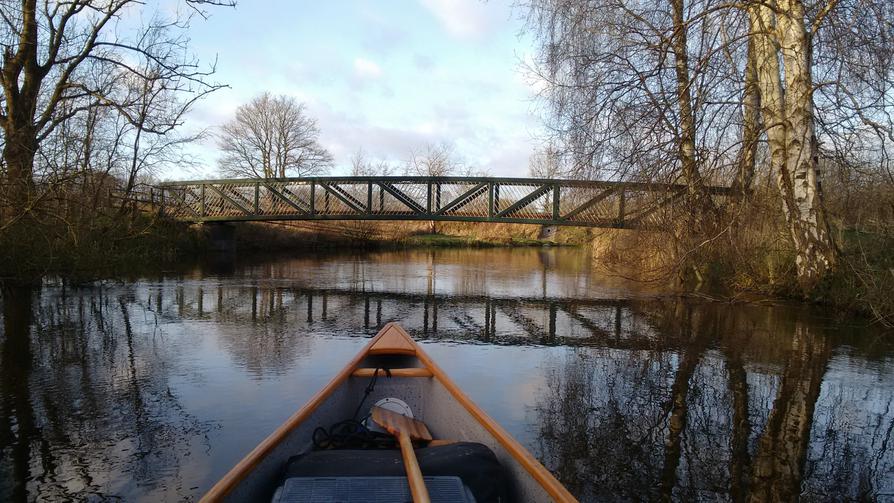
[0,0,229,216]
[405,142,462,177]
[526,0,741,191]
[350,148,395,176]
[404,142,464,233]
[528,144,565,179]
[217,93,332,179]
[525,0,893,292]
[116,61,210,205]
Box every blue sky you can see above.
[173,0,545,180]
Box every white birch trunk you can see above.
[777,0,836,290]
[750,0,837,292]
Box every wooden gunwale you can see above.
[407,329,578,503]
[199,326,391,502]
[200,322,577,503]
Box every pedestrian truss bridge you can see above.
[142,176,732,229]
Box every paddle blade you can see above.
[371,406,433,441]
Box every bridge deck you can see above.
[138,176,732,229]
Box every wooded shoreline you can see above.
[1,214,890,328]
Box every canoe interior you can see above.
[216,332,568,502]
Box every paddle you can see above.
[371,406,433,503]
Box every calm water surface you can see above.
[1,248,893,501]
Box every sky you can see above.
[170,0,546,181]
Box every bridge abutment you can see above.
[205,222,237,254]
[538,225,558,240]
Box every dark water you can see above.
[1,248,893,502]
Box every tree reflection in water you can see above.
[534,301,894,502]
[0,283,213,502]
[1,249,893,501]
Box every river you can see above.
[1,248,892,501]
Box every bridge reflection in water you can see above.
[172,284,630,347]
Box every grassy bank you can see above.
[232,220,589,252]
[584,198,894,326]
[400,233,562,247]
[0,216,576,281]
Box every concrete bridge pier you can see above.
[205,222,237,254]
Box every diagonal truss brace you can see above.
[561,187,619,222]
[208,184,253,215]
[624,188,686,227]
[496,184,553,218]
[264,183,311,214]
[170,188,202,218]
[321,182,366,213]
[435,182,488,215]
[379,182,426,214]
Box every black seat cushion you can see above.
[283,442,510,502]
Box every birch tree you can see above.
[526,0,881,292]
[747,0,838,290]
[526,0,742,194]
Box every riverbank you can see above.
[231,220,589,252]
[585,222,894,327]
[0,213,208,282]
[1,214,890,328]
[0,218,577,281]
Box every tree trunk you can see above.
[777,0,837,291]
[1,0,40,217]
[751,2,788,202]
[670,0,711,209]
[2,128,38,215]
[736,29,761,195]
[751,0,837,293]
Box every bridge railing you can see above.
[147,176,732,229]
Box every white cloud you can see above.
[420,0,496,41]
[414,121,438,135]
[353,58,383,79]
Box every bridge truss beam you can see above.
[138,177,732,229]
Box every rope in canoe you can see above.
[312,368,397,450]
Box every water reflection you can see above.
[158,282,631,347]
[0,249,892,501]
[533,300,894,502]
[1,283,34,503]
[0,283,213,501]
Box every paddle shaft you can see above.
[397,431,430,503]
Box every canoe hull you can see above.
[203,323,576,502]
